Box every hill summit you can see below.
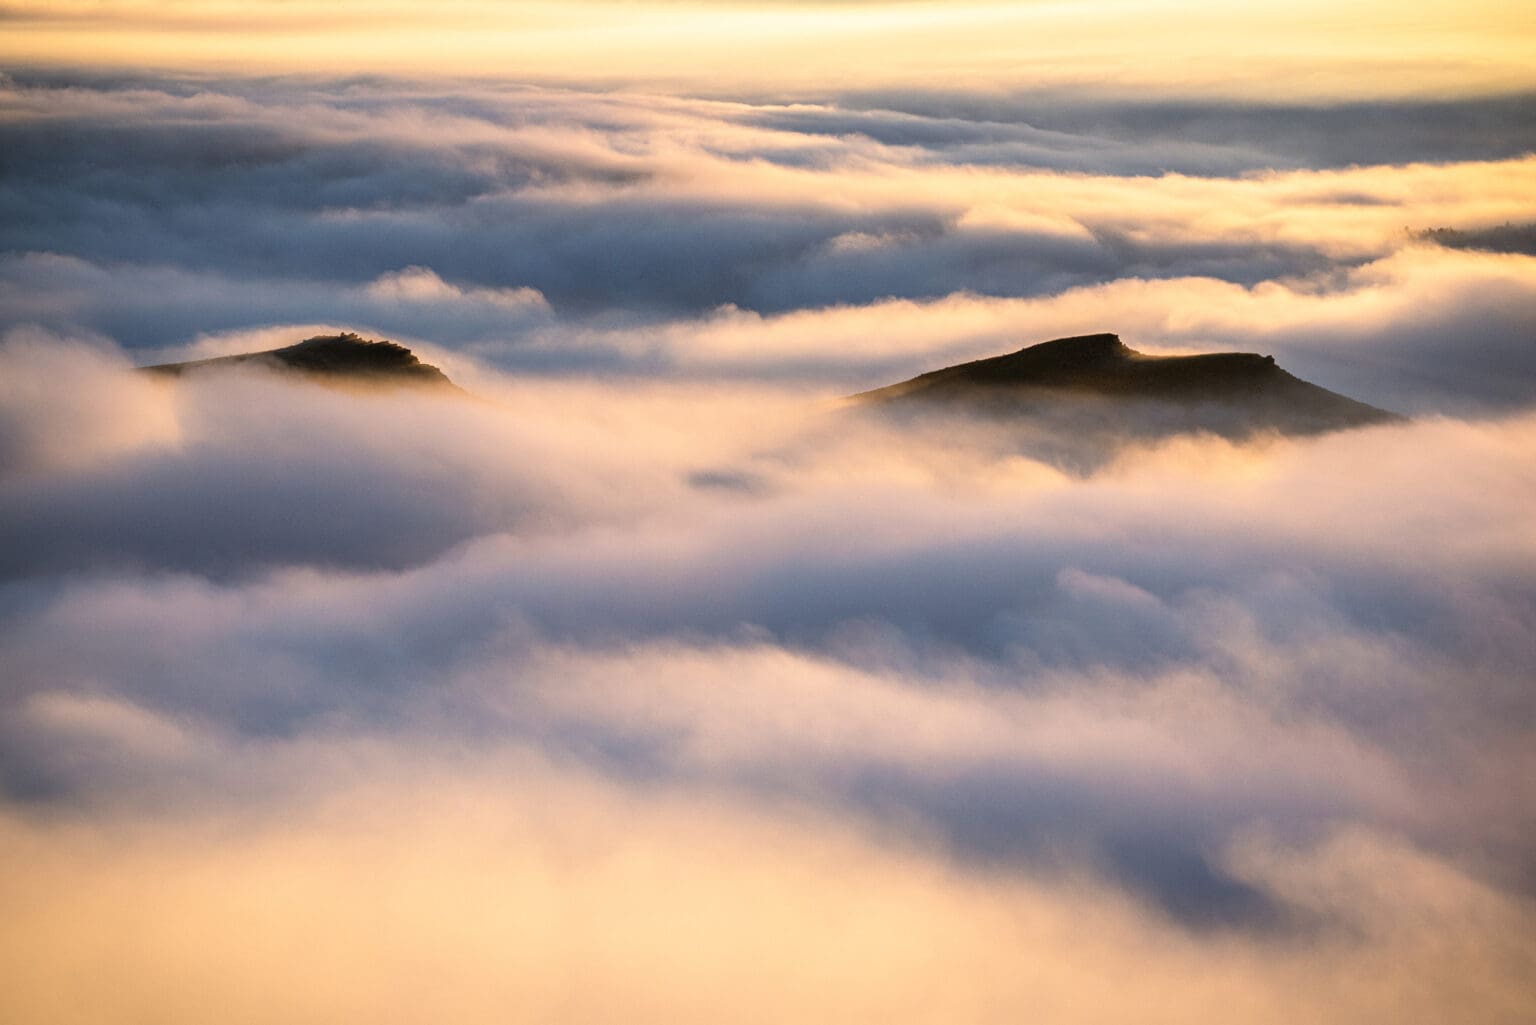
[855,332,1395,438]
[142,333,455,389]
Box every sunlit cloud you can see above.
[2,11,1534,1021]
[5,763,1529,1024]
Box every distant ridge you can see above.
[854,332,1396,438]
[141,333,456,389]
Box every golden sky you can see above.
[4,0,1536,97]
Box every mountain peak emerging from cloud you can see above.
[855,332,1396,438]
[142,333,456,389]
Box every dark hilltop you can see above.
[855,332,1397,439]
[141,333,457,389]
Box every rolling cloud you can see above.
[4,73,1534,356]
[2,340,1535,1017]
[1,50,1533,1025]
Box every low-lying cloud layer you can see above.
[2,61,1534,1024]
[2,342,1534,1021]
[4,74,1534,364]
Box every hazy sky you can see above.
[4,1,1535,97]
[2,5,1535,1023]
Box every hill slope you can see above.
[142,333,456,389]
[855,333,1395,437]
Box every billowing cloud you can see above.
[2,365,1535,1016]
[4,763,1530,1024]
[2,46,1534,1024]
[3,347,1534,906]
[4,75,1534,354]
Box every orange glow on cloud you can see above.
[2,759,1532,1024]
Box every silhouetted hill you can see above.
[1418,221,1536,257]
[141,333,456,389]
[855,333,1396,439]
